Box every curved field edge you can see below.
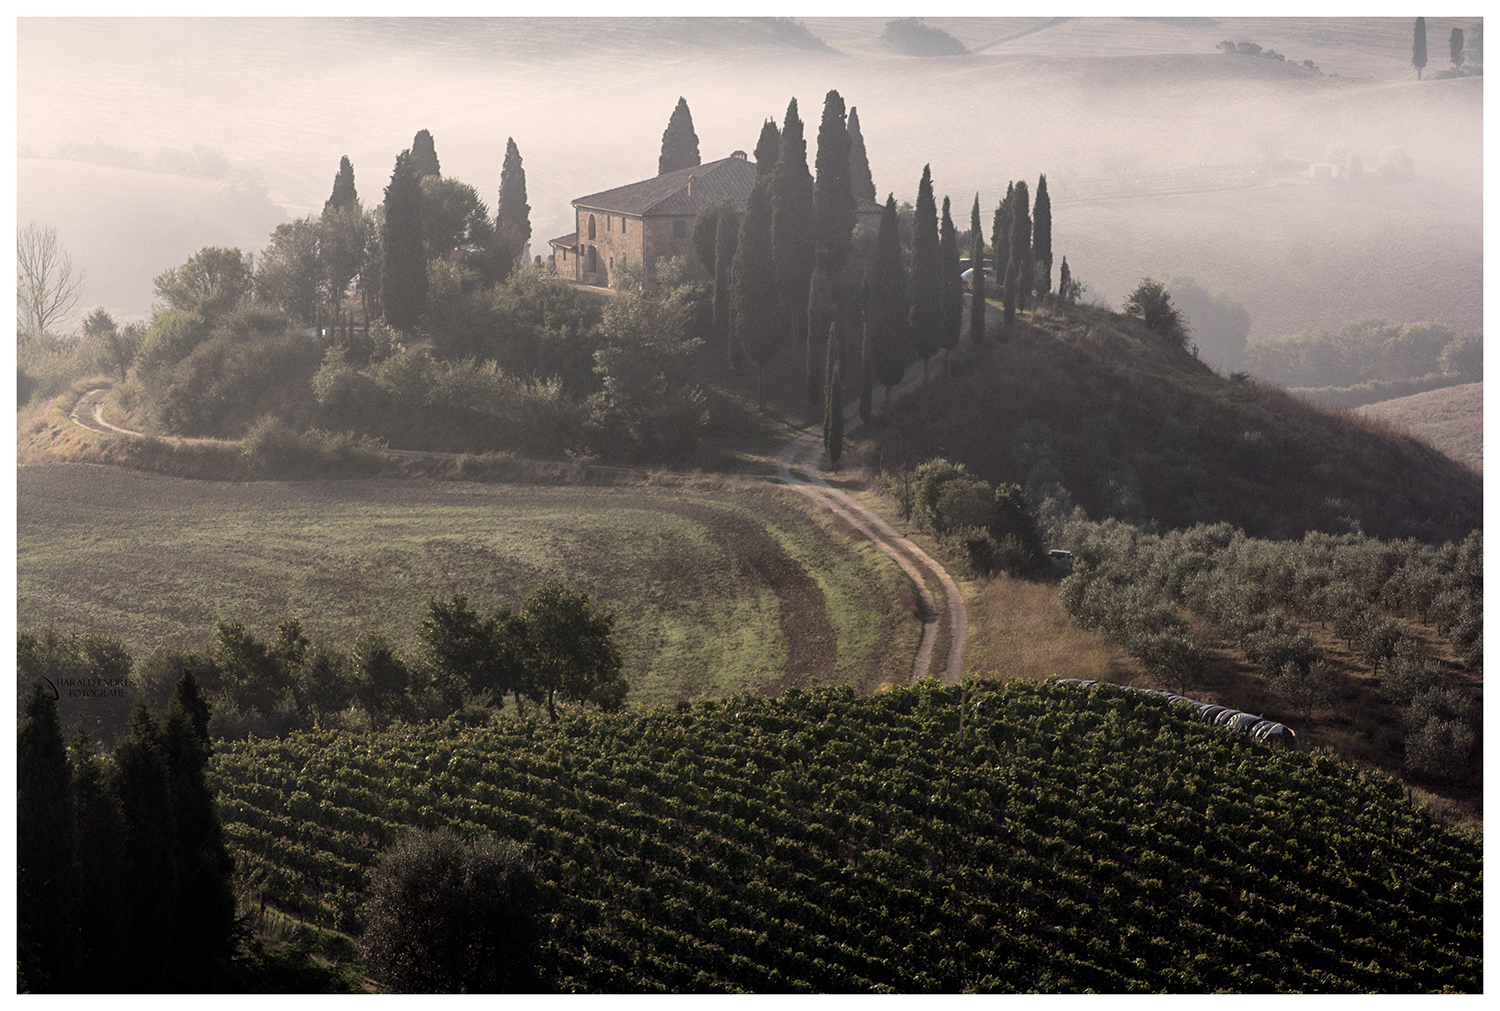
[208,679,1482,993]
[16,464,918,706]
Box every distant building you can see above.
[1308,161,1341,181]
[549,151,882,289]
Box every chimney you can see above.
[687,174,694,196]
[731,149,747,160]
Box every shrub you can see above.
[361,827,541,993]
[1123,279,1189,349]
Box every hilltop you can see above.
[1358,382,1481,475]
[858,301,1481,545]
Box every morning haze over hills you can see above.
[16,17,1482,994]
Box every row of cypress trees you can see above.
[17,674,235,992]
[381,129,534,333]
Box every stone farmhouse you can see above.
[550,151,883,290]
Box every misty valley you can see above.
[16,16,1482,994]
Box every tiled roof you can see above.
[548,231,578,248]
[573,156,759,218]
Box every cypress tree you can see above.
[813,89,855,277]
[382,149,427,334]
[870,195,909,408]
[969,194,987,343]
[114,702,179,991]
[939,195,962,376]
[494,137,531,282]
[70,726,127,991]
[1011,178,1032,313]
[753,118,780,179]
[847,106,876,203]
[411,129,440,178]
[1033,174,1053,298]
[325,154,358,212]
[807,265,832,404]
[1413,17,1427,79]
[859,272,873,422]
[1058,256,1073,304]
[772,98,816,380]
[993,181,1015,282]
[1450,27,1465,67]
[908,165,942,385]
[732,179,779,403]
[163,674,236,975]
[658,97,701,175]
[17,682,75,992]
[823,319,844,466]
[692,201,724,278]
[714,208,739,355]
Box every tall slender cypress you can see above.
[908,165,942,385]
[1413,17,1428,79]
[807,265,832,404]
[813,89,855,276]
[938,195,962,376]
[1033,174,1053,298]
[382,149,427,333]
[969,194,987,343]
[325,155,358,212]
[870,195,909,408]
[659,97,701,175]
[772,98,816,376]
[859,272,874,422]
[713,207,738,351]
[17,683,75,992]
[847,106,876,203]
[411,129,440,178]
[70,727,127,991]
[1011,179,1033,313]
[494,137,532,282]
[115,703,179,991]
[754,118,781,179]
[732,179,779,404]
[823,319,844,466]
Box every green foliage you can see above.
[868,196,909,399]
[493,137,531,283]
[938,195,962,363]
[17,681,75,992]
[152,246,252,321]
[812,88,854,276]
[1413,17,1427,78]
[1246,317,1479,390]
[658,97,701,176]
[255,216,323,324]
[731,178,780,393]
[211,680,1483,992]
[410,128,440,178]
[362,826,541,992]
[968,195,986,343]
[1161,274,1251,371]
[907,165,942,376]
[846,106,875,204]
[382,149,427,333]
[913,458,1045,576]
[753,118,780,180]
[1124,278,1188,348]
[1032,175,1052,297]
[520,579,625,721]
[771,97,816,355]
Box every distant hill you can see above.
[858,303,1481,544]
[1358,382,1482,474]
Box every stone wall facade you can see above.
[573,206,644,288]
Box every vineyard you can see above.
[209,679,1481,992]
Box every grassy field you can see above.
[1358,381,1482,474]
[16,463,918,709]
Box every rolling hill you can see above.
[1357,382,1482,474]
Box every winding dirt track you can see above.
[774,368,967,685]
[69,349,969,685]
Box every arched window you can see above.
[587,214,596,240]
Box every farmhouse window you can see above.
[588,215,596,240]
[622,217,627,233]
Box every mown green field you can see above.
[16,464,918,708]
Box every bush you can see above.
[361,827,541,993]
[1123,278,1189,349]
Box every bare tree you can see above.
[17,221,84,342]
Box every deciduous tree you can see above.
[16,221,84,342]
[153,246,251,320]
[521,579,625,720]
[658,97,701,175]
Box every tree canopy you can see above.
[659,97,702,175]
